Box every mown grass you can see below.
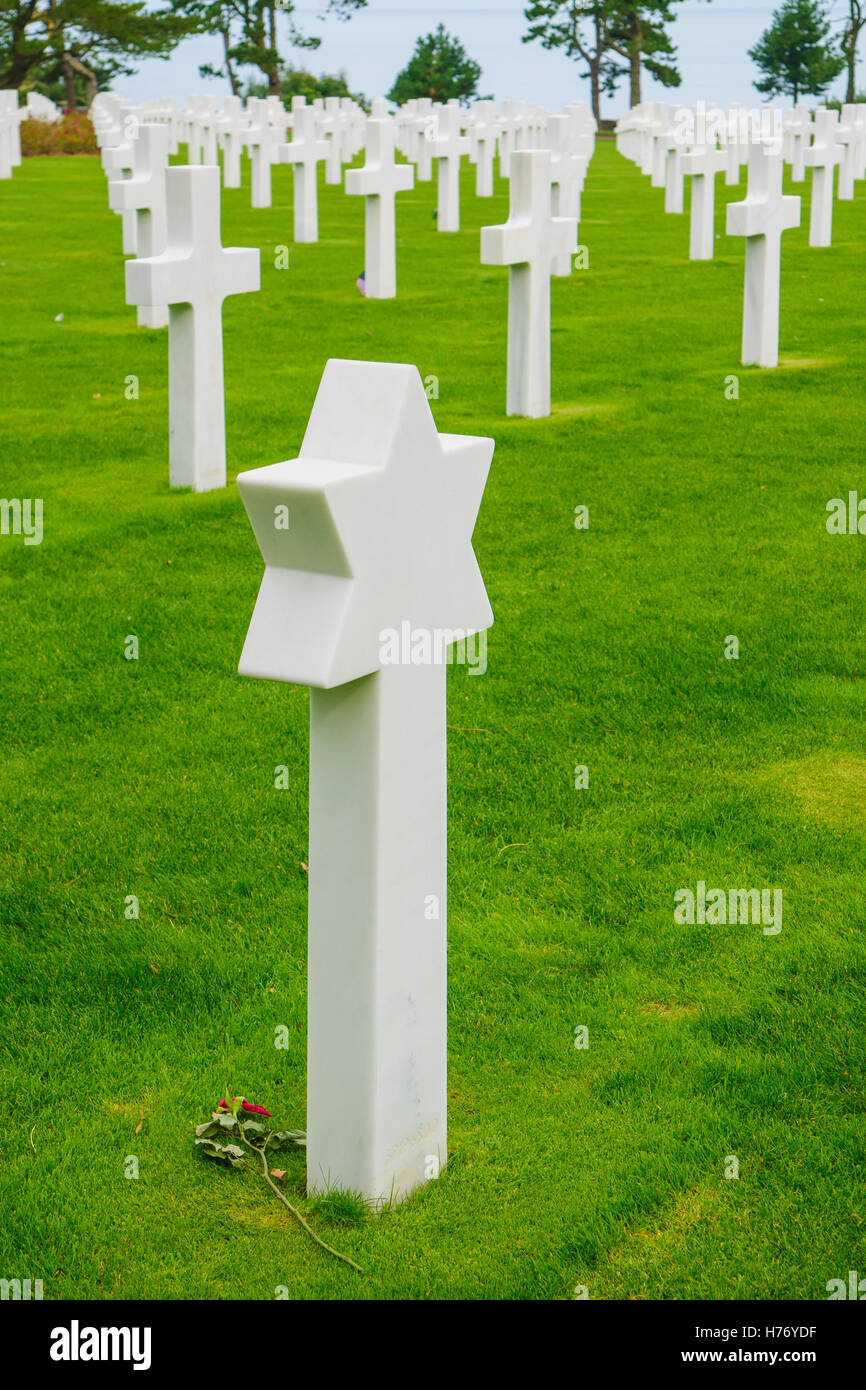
[0,138,863,1300]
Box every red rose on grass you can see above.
[218,1098,272,1117]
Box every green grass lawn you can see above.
[0,138,863,1301]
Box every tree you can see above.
[748,0,844,103]
[247,64,367,108]
[198,0,367,97]
[25,52,118,108]
[605,3,715,106]
[0,0,202,106]
[523,2,623,122]
[841,0,865,103]
[387,23,482,104]
[197,1,319,96]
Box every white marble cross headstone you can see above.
[429,102,470,231]
[726,141,801,369]
[188,95,216,165]
[649,103,671,188]
[125,166,260,492]
[724,105,745,185]
[481,148,578,417]
[216,96,248,190]
[412,98,434,181]
[237,357,494,1206]
[662,106,690,214]
[0,96,13,181]
[681,141,726,260]
[498,100,520,178]
[836,108,859,201]
[785,105,812,183]
[102,138,138,255]
[852,105,866,180]
[0,90,23,168]
[468,100,499,197]
[322,96,344,185]
[546,114,587,276]
[395,98,417,157]
[109,124,170,328]
[279,105,328,243]
[244,100,282,209]
[804,108,842,246]
[200,101,219,166]
[345,112,414,298]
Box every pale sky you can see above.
[119,1,860,115]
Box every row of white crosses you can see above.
[98,90,596,481]
[333,96,593,307]
[94,89,367,215]
[619,99,866,257]
[618,99,866,370]
[97,89,595,278]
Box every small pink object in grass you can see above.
[356,271,366,296]
[218,1098,272,1117]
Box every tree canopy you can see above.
[523,2,709,115]
[523,2,621,121]
[0,0,202,105]
[748,0,844,102]
[246,64,367,108]
[386,23,482,104]
[196,0,366,96]
[840,0,865,102]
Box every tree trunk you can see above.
[220,22,239,95]
[845,5,862,101]
[630,11,642,107]
[590,61,601,122]
[61,55,76,110]
[591,11,603,121]
[66,53,98,108]
[267,3,280,95]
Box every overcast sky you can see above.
[119,1,860,114]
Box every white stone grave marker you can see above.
[682,142,726,260]
[323,96,344,185]
[217,96,248,189]
[237,357,494,1206]
[805,109,842,247]
[279,105,328,243]
[547,114,587,276]
[244,100,282,209]
[836,108,859,201]
[346,112,414,298]
[102,139,138,255]
[109,124,170,328]
[413,98,434,181]
[726,141,801,369]
[468,100,499,197]
[125,166,260,492]
[481,148,578,417]
[429,102,469,233]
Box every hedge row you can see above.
[21,112,98,156]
